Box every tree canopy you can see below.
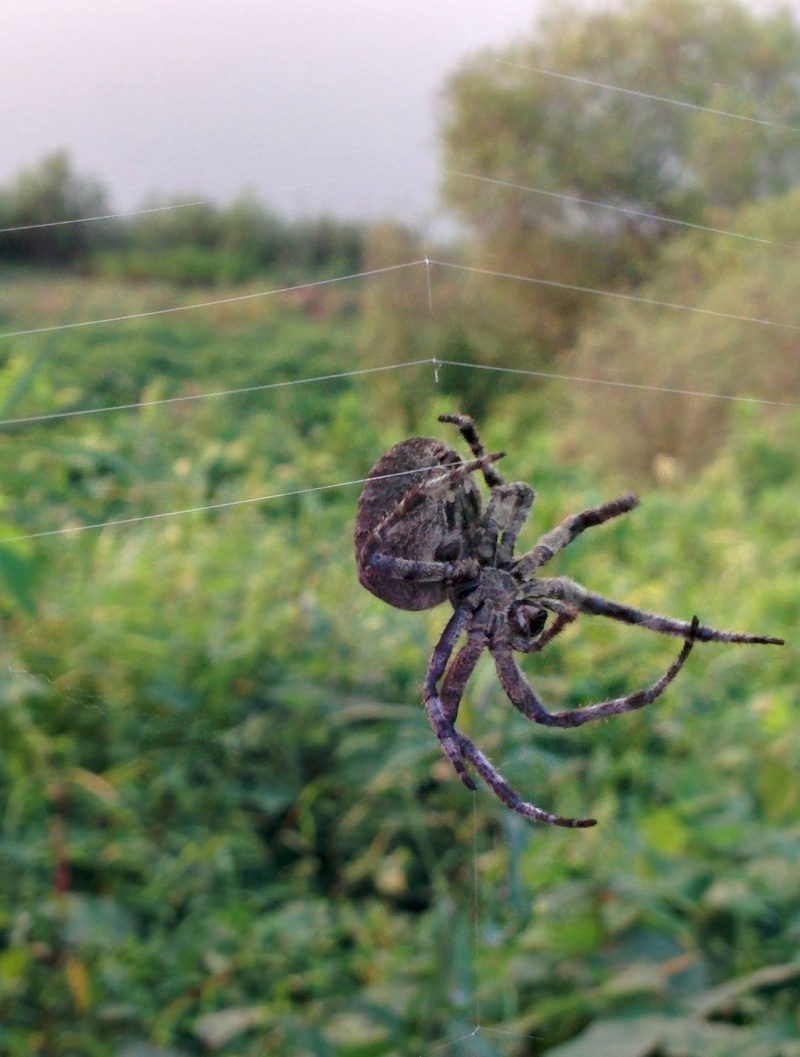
[439,0,800,362]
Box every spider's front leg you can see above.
[532,577,785,645]
[514,493,639,577]
[439,413,505,488]
[477,482,535,566]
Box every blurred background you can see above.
[0,1,799,1054]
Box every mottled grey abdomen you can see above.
[354,436,479,611]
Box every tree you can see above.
[0,151,111,264]
[439,0,800,365]
[561,188,800,477]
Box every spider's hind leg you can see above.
[494,619,699,731]
[454,732,597,828]
[424,610,597,827]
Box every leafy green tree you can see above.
[439,0,800,365]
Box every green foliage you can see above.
[0,156,365,286]
[439,0,800,369]
[0,273,797,1054]
[95,197,365,288]
[0,151,111,265]
[561,189,800,477]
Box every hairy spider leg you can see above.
[531,577,785,645]
[514,493,640,577]
[438,632,490,791]
[423,606,476,789]
[439,413,505,488]
[440,412,538,562]
[425,614,597,827]
[357,451,505,585]
[453,731,597,828]
[493,618,699,732]
[477,481,535,565]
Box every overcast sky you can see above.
[1,1,542,225]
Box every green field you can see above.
[0,267,797,1057]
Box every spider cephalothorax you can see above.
[354,414,784,828]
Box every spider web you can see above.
[1,29,797,1057]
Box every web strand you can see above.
[436,359,800,410]
[0,151,426,234]
[446,170,795,250]
[498,59,800,132]
[5,250,800,349]
[429,259,800,333]
[4,354,796,544]
[0,463,464,544]
[472,797,481,1028]
[1,352,796,435]
[0,360,433,428]
[0,261,426,340]
[0,200,210,233]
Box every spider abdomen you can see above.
[354,436,481,611]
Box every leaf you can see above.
[119,1045,189,1057]
[545,1015,751,1057]
[639,806,689,857]
[64,954,91,1014]
[660,1018,753,1056]
[0,544,37,613]
[193,1006,266,1048]
[690,960,800,1018]
[544,1016,669,1057]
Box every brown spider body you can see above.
[354,414,784,828]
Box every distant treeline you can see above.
[0,151,365,283]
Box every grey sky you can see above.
[2,1,541,224]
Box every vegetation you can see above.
[561,188,800,476]
[439,0,800,368]
[0,151,364,283]
[0,270,797,1056]
[0,0,798,1053]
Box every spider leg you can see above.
[453,731,596,828]
[493,618,699,730]
[514,493,639,576]
[423,606,476,789]
[439,413,505,488]
[358,451,504,561]
[436,631,491,791]
[478,482,535,565]
[530,577,785,645]
[426,611,597,827]
[366,552,479,584]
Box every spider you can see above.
[354,413,784,828]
